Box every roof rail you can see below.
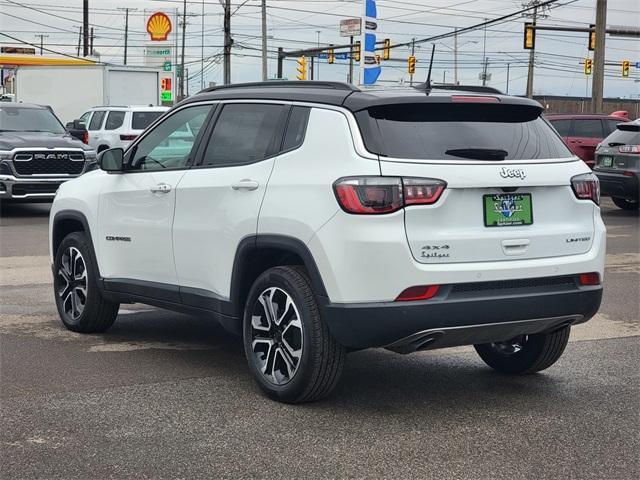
[199,80,360,94]
[414,83,503,95]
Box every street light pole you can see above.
[83,0,89,57]
[180,0,187,99]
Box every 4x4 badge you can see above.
[499,167,527,180]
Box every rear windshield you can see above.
[604,127,640,146]
[358,103,572,160]
[132,111,164,130]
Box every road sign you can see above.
[336,52,348,60]
[162,61,172,71]
[340,18,361,37]
[635,62,640,69]
[318,53,328,59]
[478,72,492,81]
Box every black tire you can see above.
[474,326,570,374]
[243,266,345,403]
[611,197,639,211]
[53,231,119,333]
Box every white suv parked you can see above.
[50,82,605,403]
[77,105,168,152]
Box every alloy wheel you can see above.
[57,247,88,321]
[250,287,303,385]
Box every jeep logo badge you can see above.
[499,167,527,180]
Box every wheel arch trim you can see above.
[230,234,329,316]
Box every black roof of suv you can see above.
[184,81,543,113]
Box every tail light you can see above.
[578,272,600,286]
[82,131,89,144]
[396,285,440,301]
[333,176,446,214]
[619,145,640,154]
[623,171,636,178]
[571,173,600,205]
[120,134,138,141]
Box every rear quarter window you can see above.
[359,103,572,161]
[132,111,165,130]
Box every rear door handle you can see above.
[231,179,259,191]
[150,183,171,194]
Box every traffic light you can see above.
[353,41,361,62]
[296,56,307,81]
[375,54,381,65]
[588,24,596,51]
[328,47,335,64]
[622,60,630,77]
[408,55,416,74]
[524,22,535,50]
[584,58,592,76]
[383,38,391,60]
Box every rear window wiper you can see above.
[444,148,508,160]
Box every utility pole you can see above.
[34,34,49,55]
[180,0,187,99]
[83,0,89,57]
[525,4,536,97]
[506,63,510,94]
[592,0,607,113]
[201,0,205,89]
[261,0,268,81]
[409,38,415,86]
[316,30,321,80]
[76,27,82,57]
[90,27,94,56]
[453,28,458,85]
[118,7,136,65]
[482,57,489,86]
[348,35,354,84]
[223,0,231,84]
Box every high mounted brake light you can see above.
[333,176,446,214]
[451,95,499,103]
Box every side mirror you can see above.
[98,148,124,172]
[67,120,88,142]
[73,119,86,130]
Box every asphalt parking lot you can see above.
[1,199,638,479]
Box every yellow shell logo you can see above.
[147,12,172,41]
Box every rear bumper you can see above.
[595,171,639,200]
[319,278,602,350]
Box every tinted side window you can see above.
[573,119,603,138]
[606,119,621,134]
[132,111,165,130]
[130,105,211,171]
[202,103,285,167]
[79,111,92,125]
[105,111,125,130]
[88,111,106,130]
[282,106,310,151]
[550,119,571,137]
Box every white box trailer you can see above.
[14,65,163,124]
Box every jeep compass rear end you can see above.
[50,82,604,403]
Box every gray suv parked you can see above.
[594,120,640,210]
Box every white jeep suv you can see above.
[50,82,605,403]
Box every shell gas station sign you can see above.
[143,11,175,103]
[146,12,173,42]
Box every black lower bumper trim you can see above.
[595,171,639,200]
[320,286,602,350]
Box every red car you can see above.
[546,114,622,168]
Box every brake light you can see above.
[570,173,600,205]
[623,171,635,178]
[396,285,440,301]
[451,95,499,103]
[333,176,446,214]
[578,272,600,286]
[120,134,138,141]
[82,131,89,144]
[619,145,640,154]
